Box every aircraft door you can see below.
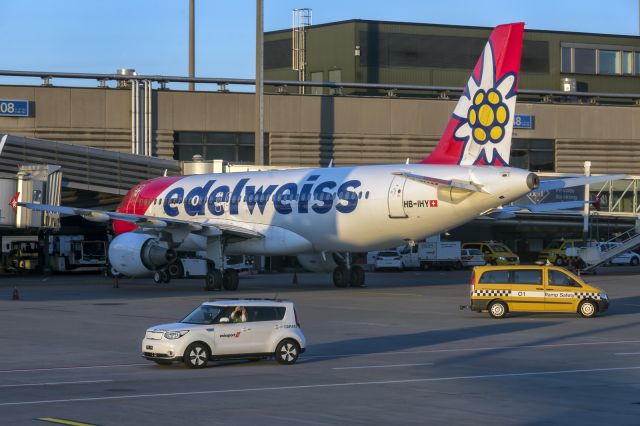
[388,175,408,218]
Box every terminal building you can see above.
[0,20,639,269]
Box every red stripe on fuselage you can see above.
[113,176,185,234]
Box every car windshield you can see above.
[181,305,222,324]
[378,251,398,257]
[489,244,511,253]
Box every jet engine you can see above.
[108,233,177,277]
[297,253,338,273]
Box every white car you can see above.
[374,250,404,272]
[142,299,306,368]
[460,248,486,268]
[610,250,640,266]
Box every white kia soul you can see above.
[142,299,306,368]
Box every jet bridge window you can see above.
[174,132,269,164]
[510,139,554,172]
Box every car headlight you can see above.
[498,256,506,261]
[164,330,189,339]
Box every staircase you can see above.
[580,225,640,271]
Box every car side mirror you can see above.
[219,317,230,323]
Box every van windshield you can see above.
[489,244,511,253]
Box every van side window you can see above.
[479,270,510,284]
[513,270,542,285]
[548,270,582,287]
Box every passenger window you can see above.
[548,270,582,287]
[250,307,286,322]
[513,270,542,285]
[479,270,510,284]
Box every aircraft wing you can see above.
[533,175,626,192]
[15,200,263,240]
[392,172,488,193]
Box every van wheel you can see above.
[275,339,300,365]
[167,261,184,279]
[488,301,508,319]
[554,257,565,266]
[631,257,639,266]
[578,300,598,318]
[184,342,210,368]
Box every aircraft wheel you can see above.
[554,257,565,266]
[333,266,350,288]
[204,270,223,291]
[161,270,171,283]
[153,271,163,284]
[349,266,365,287]
[222,269,239,291]
[167,261,184,279]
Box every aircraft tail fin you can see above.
[421,23,524,166]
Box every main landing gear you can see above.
[332,253,365,288]
[203,238,239,291]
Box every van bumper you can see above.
[470,299,490,312]
[597,299,609,313]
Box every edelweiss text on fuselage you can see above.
[162,175,362,217]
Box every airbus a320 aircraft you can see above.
[14,23,622,290]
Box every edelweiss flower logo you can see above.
[453,41,517,165]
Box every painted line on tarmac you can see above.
[0,380,112,388]
[2,365,639,407]
[615,352,640,355]
[0,363,149,374]
[302,339,640,360]
[37,417,96,426]
[333,363,433,370]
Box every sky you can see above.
[0,0,638,88]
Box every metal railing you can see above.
[1,69,640,105]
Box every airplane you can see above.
[12,22,623,290]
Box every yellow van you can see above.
[469,265,608,318]
[537,239,588,266]
[462,242,519,265]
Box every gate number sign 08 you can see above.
[0,100,29,117]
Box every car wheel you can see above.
[275,339,300,365]
[167,261,184,279]
[153,360,172,366]
[184,342,210,368]
[631,257,639,266]
[333,266,349,288]
[578,300,598,318]
[488,301,508,319]
[554,257,565,266]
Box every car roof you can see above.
[201,299,291,307]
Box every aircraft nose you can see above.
[526,173,540,190]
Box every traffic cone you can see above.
[292,272,298,286]
[12,286,19,300]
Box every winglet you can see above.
[8,192,20,209]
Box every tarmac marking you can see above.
[615,352,640,356]
[37,417,96,426]
[332,363,433,370]
[2,366,639,406]
[0,363,148,374]
[303,339,640,360]
[0,380,112,388]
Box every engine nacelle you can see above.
[297,253,338,273]
[108,233,176,277]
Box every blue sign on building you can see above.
[0,100,29,117]
[514,114,534,129]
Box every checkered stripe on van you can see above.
[574,292,602,300]
[473,289,511,297]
